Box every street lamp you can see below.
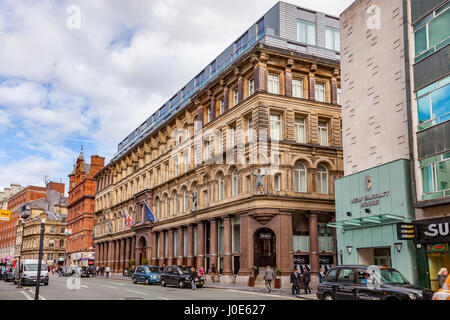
[16,218,24,288]
[35,217,46,301]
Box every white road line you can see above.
[20,291,33,300]
[28,290,47,300]
[157,296,170,300]
[125,289,147,296]
[219,289,299,300]
[111,283,124,286]
[81,285,89,288]
[100,285,118,289]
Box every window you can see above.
[325,27,340,51]
[50,227,55,233]
[270,113,282,141]
[219,99,224,115]
[295,117,306,143]
[203,190,208,207]
[184,152,189,172]
[248,79,255,96]
[292,79,303,98]
[59,239,64,247]
[207,108,211,122]
[233,89,239,106]
[414,5,450,61]
[216,131,223,153]
[273,154,280,166]
[318,121,329,146]
[247,175,251,193]
[421,153,450,200]
[294,162,307,193]
[325,269,338,282]
[164,196,169,217]
[230,126,237,147]
[315,83,326,102]
[268,74,280,94]
[417,76,450,130]
[218,175,224,201]
[49,239,54,248]
[174,157,179,177]
[247,117,253,143]
[297,20,316,45]
[183,191,188,212]
[173,194,178,216]
[232,169,238,197]
[274,174,281,191]
[338,268,355,283]
[317,165,329,194]
[337,87,341,105]
[158,167,162,184]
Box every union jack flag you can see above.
[124,209,134,228]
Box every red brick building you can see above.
[67,151,104,266]
[0,182,65,264]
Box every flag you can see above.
[124,209,134,227]
[144,201,156,222]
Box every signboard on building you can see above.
[413,217,450,244]
[64,229,72,235]
[0,210,11,221]
[397,223,416,240]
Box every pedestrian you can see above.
[438,268,448,289]
[318,267,326,284]
[105,266,110,278]
[190,267,197,290]
[101,265,104,277]
[302,266,311,294]
[160,264,166,273]
[263,265,275,293]
[211,264,216,275]
[96,266,99,276]
[290,268,301,295]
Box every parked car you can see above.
[160,265,204,288]
[13,259,49,286]
[433,274,450,300]
[80,266,91,278]
[317,265,434,300]
[132,265,162,285]
[64,266,82,277]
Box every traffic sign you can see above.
[0,210,11,221]
[397,223,416,240]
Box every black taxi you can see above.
[317,265,434,300]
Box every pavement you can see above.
[0,274,317,300]
[106,274,318,300]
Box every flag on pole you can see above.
[124,209,134,227]
[144,201,156,222]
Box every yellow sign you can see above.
[0,210,11,222]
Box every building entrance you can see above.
[254,228,276,267]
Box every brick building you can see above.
[67,150,104,266]
[0,182,64,264]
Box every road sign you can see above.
[0,210,11,221]
[64,229,72,235]
[397,223,416,240]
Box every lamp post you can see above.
[16,218,24,288]
[35,217,46,301]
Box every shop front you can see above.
[413,216,450,291]
[332,160,419,284]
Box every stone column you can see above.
[168,229,174,265]
[187,224,194,266]
[209,92,216,121]
[209,219,218,274]
[236,213,250,286]
[331,68,339,105]
[177,227,184,265]
[235,68,244,102]
[95,243,100,267]
[109,241,114,269]
[151,232,158,266]
[221,81,229,113]
[120,238,125,271]
[103,242,107,267]
[222,216,233,280]
[125,238,131,266]
[131,236,136,265]
[197,221,205,269]
[285,58,294,97]
[159,231,165,267]
[115,240,120,272]
[309,212,319,289]
[308,64,317,100]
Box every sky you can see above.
[0,0,354,194]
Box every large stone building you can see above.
[335,0,449,288]
[0,183,64,265]
[67,149,104,266]
[94,2,343,288]
[0,184,23,263]
[19,190,68,267]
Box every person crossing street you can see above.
[263,265,275,293]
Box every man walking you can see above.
[263,265,275,293]
[290,268,301,296]
[105,266,110,278]
[302,266,311,294]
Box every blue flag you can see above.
[144,201,156,222]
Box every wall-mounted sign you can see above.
[0,210,11,221]
[431,244,447,252]
[319,256,334,265]
[259,233,272,240]
[64,229,72,235]
[413,217,450,244]
[397,223,416,240]
[351,191,391,208]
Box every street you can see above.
[0,275,300,300]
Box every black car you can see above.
[317,265,435,300]
[160,265,204,288]
[80,267,90,278]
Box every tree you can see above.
[142,258,149,265]
[127,259,135,267]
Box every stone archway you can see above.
[138,236,147,265]
[253,228,276,268]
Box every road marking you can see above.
[20,291,33,300]
[125,289,147,296]
[157,296,170,300]
[101,285,118,289]
[111,283,124,286]
[28,290,47,300]
[81,285,89,288]
[217,288,299,300]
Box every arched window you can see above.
[173,193,178,216]
[317,165,328,194]
[232,169,238,197]
[155,198,160,219]
[183,189,188,212]
[294,162,307,193]
[164,195,169,217]
[218,174,224,201]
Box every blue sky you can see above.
[0,0,353,194]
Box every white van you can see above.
[14,259,49,286]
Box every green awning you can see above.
[328,214,405,230]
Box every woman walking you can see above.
[438,268,448,289]
[190,267,197,290]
